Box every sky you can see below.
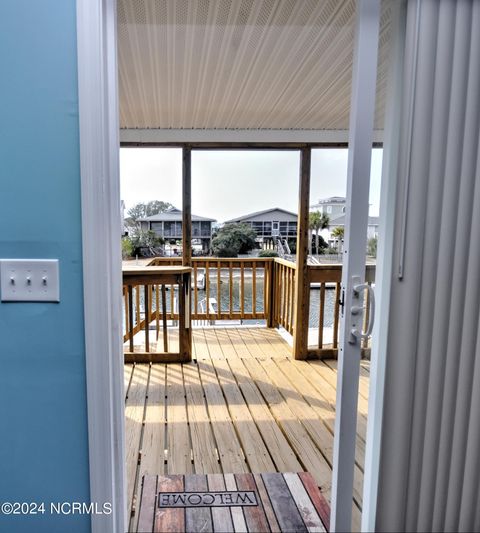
[120,148,383,223]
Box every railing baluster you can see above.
[217,260,221,319]
[193,262,198,318]
[291,267,295,332]
[263,262,268,318]
[252,262,256,317]
[206,262,210,320]
[282,266,287,330]
[318,282,325,349]
[155,284,159,340]
[285,265,291,330]
[229,261,233,319]
[170,283,174,319]
[275,263,280,325]
[135,286,140,328]
[124,286,129,341]
[240,261,245,317]
[128,285,134,353]
[144,284,150,352]
[161,284,168,353]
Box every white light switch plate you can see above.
[0,259,60,302]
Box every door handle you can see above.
[349,277,375,343]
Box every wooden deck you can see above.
[125,327,370,532]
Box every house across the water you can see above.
[138,207,216,253]
[310,197,379,247]
[224,207,298,244]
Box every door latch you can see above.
[348,275,376,344]
[339,287,345,316]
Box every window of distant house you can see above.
[327,206,332,213]
[252,222,263,234]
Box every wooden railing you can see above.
[273,258,296,335]
[147,257,273,322]
[123,257,376,359]
[306,264,376,358]
[123,266,192,363]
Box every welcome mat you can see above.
[136,472,329,532]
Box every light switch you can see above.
[0,259,60,302]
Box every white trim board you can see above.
[77,0,126,532]
[361,1,407,530]
[120,128,385,145]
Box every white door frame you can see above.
[77,1,126,532]
[361,1,407,530]
[331,1,380,531]
[75,1,401,532]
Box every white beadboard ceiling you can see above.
[118,0,392,132]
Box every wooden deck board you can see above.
[306,360,368,441]
[309,360,369,417]
[197,360,249,474]
[228,357,303,473]
[323,359,370,401]
[125,364,149,520]
[131,365,166,532]
[182,363,221,474]
[166,365,192,474]
[126,327,370,532]
[262,358,364,508]
[124,364,134,399]
[278,358,366,471]
[241,357,334,500]
[192,328,210,359]
[224,327,252,358]
[212,358,277,473]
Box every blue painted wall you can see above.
[0,2,91,532]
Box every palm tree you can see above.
[331,226,344,251]
[309,211,330,255]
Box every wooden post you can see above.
[179,271,192,361]
[181,147,192,361]
[293,147,311,360]
[182,147,192,266]
[267,260,276,328]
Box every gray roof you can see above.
[224,207,297,223]
[329,214,380,226]
[138,209,216,222]
[311,196,346,206]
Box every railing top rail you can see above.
[306,263,343,270]
[147,256,275,266]
[123,265,192,274]
[123,266,191,285]
[273,257,297,268]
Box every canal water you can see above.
[196,276,336,328]
[129,275,336,328]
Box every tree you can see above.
[331,226,344,252]
[258,249,279,258]
[309,211,330,255]
[367,236,378,258]
[331,226,344,239]
[121,237,133,259]
[128,230,164,256]
[211,223,257,257]
[125,200,174,231]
